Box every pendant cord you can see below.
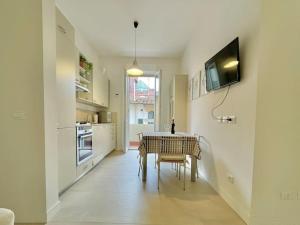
[134,27,137,61]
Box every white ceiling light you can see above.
[127,21,143,76]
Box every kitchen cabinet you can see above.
[93,70,109,107]
[57,127,76,193]
[75,48,80,83]
[92,123,116,165]
[170,75,188,132]
[56,8,76,128]
[77,158,93,178]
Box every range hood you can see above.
[75,81,89,92]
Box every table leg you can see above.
[191,156,197,182]
[142,154,147,182]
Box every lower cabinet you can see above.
[57,127,76,193]
[92,123,116,165]
[58,124,116,193]
[76,159,93,178]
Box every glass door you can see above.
[124,73,160,150]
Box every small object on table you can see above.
[171,118,175,134]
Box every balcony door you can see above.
[124,72,160,150]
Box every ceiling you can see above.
[55,0,207,58]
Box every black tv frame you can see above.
[205,37,241,92]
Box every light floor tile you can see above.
[48,151,245,225]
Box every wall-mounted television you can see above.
[205,37,240,91]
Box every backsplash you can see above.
[76,109,96,123]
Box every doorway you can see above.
[124,72,161,150]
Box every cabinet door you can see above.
[93,70,102,106]
[93,125,108,159]
[75,48,80,83]
[102,125,110,155]
[57,127,76,192]
[101,78,109,107]
[56,12,76,128]
[93,125,104,160]
[105,124,116,154]
[111,124,116,150]
[93,72,109,107]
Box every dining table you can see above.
[138,132,201,182]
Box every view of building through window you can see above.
[128,76,159,149]
[129,77,158,125]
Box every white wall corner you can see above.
[199,171,250,224]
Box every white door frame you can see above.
[123,71,161,152]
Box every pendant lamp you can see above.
[127,21,143,76]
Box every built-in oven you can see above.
[76,123,93,165]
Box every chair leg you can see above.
[154,153,157,169]
[157,161,160,190]
[179,164,181,180]
[183,162,186,191]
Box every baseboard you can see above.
[16,223,45,225]
[47,200,60,214]
[218,186,250,224]
[199,171,250,224]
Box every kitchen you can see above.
[56,8,117,194]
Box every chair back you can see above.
[158,137,197,155]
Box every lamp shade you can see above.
[126,59,144,76]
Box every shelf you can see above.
[75,81,89,92]
[79,66,92,76]
[76,98,107,108]
[79,66,87,74]
[79,75,91,84]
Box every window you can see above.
[148,111,154,119]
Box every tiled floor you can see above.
[48,150,245,225]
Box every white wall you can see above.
[129,124,154,143]
[0,0,57,223]
[250,0,300,224]
[180,0,260,223]
[99,56,180,150]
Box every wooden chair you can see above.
[157,137,190,191]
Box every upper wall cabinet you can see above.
[76,53,93,102]
[93,69,109,108]
[56,9,75,44]
[75,53,109,108]
[56,8,76,128]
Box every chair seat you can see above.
[159,154,186,162]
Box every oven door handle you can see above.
[79,133,93,138]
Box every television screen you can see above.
[205,38,240,91]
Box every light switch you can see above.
[12,112,27,120]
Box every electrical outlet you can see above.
[12,111,27,120]
[280,192,299,200]
[222,116,229,122]
[217,115,237,124]
[227,115,237,123]
[217,116,222,123]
